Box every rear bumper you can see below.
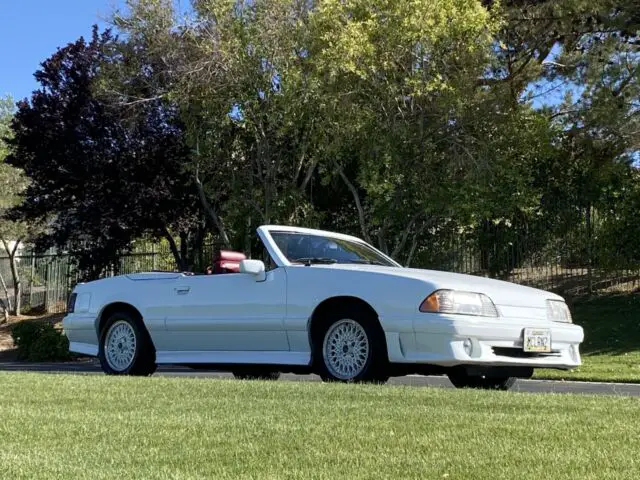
[386,315,584,369]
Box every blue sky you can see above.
[0,0,121,102]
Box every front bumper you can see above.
[386,314,584,369]
[62,313,99,356]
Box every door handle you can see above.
[174,286,190,295]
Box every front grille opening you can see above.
[492,347,561,358]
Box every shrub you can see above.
[11,322,43,358]
[11,321,71,362]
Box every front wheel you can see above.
[447,371,516,391]
[98,312,157,376]
[314,306,389,384]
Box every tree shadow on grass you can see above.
[571,294,640,356]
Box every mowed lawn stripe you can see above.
[1,372,639,479]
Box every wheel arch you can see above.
[96,301,147,339]
[308,295,388,361]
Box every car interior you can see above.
[209,250,246,274]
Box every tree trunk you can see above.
[163,228,186,271]
[195,171,231,248]
[405,221,427,268]
[337,166,373,244]
[0,300,7,324]
[1,238,22,316]
[0,271,11,323]
[245,216,252,258]
[179,231,189,271]
[13,280,21,317]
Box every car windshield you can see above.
[270,232,397,267]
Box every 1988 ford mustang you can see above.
[62,225,584,389]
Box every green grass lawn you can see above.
[534,294,640,383]
[1,372,640,479]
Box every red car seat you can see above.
[213,250,246,273]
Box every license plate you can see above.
[523,328,551,352]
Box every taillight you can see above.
[67,293,77,313]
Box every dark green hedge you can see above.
[11,322,71,362]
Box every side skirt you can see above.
[155,350,311,366]
[69,342,99,357]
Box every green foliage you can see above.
[597,170,640,269]
[5,0,640,280]
[10,321,71,362]
[0,95,28,238]
[4,28,203,279]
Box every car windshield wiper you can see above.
[292,257,338,265]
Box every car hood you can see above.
[324,264,563,307]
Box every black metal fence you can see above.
[2,217,638,315]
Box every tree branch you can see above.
[377,221,388,254]
[550,109,580,120]
[10,237,23,257]
[0,238,9,256]
[2,237,23,315]
[612,66,639,98]
[299,159,318,191]
[0,270,12,316]
[405,221,427,268]
[391,213,422,259]
[337,166,372,244]
[195,171,231,248]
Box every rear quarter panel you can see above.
[68,276,176,345]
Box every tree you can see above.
[4,27,202,279]
[0,94,31,317]
[305,0,501,260]
[110,0,327,253]
[455,0,640,279]
[6,0,638,291]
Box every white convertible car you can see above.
[62,225,584,390]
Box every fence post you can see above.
[29,252,35,310]
[65,254,71,311]
[44,259,50,313]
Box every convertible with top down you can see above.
[62,225,584,390]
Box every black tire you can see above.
[313,304,389,383]
[232,368,281,381]
[98,311,157,376]
[447,371,516,391]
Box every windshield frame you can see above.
[257,225,402,268]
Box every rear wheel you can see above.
[98,311,156,376]
[314,305,389,383]
[447,371,516,391]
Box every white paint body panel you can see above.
[63,225,584,370]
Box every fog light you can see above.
[463,338,473,356]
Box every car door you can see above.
[162,267,288,353]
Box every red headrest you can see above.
[217,250,246,262]
[213,250,246,273]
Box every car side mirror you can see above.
[239,259,267,282]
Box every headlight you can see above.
[546,300,572,323]
[419,289,498,317]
